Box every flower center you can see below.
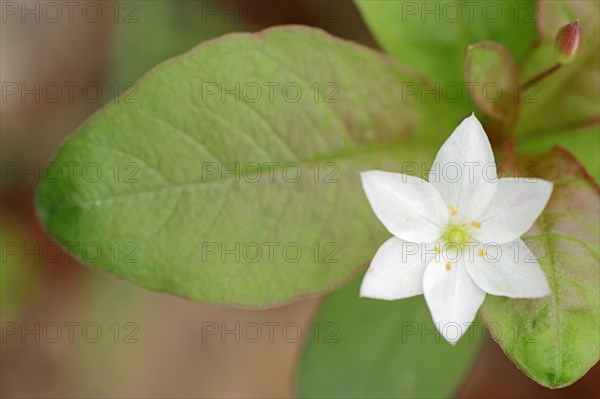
[442,223,471,249]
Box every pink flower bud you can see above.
[555,20,582,64]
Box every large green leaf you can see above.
[355,0,538,91]
[296,276,483,398]
[36,26,462,307]
[480,147,600,388]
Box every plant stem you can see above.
[521,63,562,91]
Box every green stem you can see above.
[521,63,562,91]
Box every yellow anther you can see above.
[471,221,481,228]
[434,245,440,254]
[450,206,458,216]
[479,248,486,257]
[445,262,452,271]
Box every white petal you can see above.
[361,171,448,243]
[360,237,434,300]
[472,178,553,244]
[423,257,486,345]
[428,114,497,220]
[465,239,550,298]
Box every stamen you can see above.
[434,245,440,254]
[445,262,452,271]
[450,206,458,216]
[479,248,486,257]
[471,221,481,228]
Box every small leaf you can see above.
[35,26,462,307]
[297,275,483,398]
[480,146,600,388]
[355,0,538,104]
[465,41,518,121]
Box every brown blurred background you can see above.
[1,1,598,398]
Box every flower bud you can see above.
[555,20,582,64]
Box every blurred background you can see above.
[1,1,598,398]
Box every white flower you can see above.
[359,114,552,344]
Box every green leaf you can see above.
[35,26,463,307]
[517,1,600,135]
[355,0,538,91]
[465,41,518,123]
[480,147,600,388]
[296,275,483,398]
